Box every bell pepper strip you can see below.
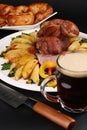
[39,61,57,79]
[47,80,57,87]
[48,68,52,76]
[39,61,57,87]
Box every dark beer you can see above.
[57,72,87,109]
[57,52,87,111]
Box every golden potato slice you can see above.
[11,42,32,50]
[22,59,38,79]
[7,39,34,51]
[68,41,80,51]
[10,63,17,71]
[80,43,87,48]
[30,31,37,42]
[76,43,87,51]
[16,54,36,67]
[15,43,33,49]
[15,66,23,80]
[11,37,32,44]
[69,36,80,43]
[21,33,31,39]
[21,33,37,45]
[4,49,29,62]
[21,31,37,41]
[21,33,34,42]
[4,50,21,62]
[30,64,39,84]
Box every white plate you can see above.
[0,29,87,92]
[0,12,58,31]
[0,28,57,92]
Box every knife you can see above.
[0,82,75,130]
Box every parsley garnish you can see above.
[1,63,11,70]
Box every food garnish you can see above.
[39,61,56,78]
[1,19,87,88]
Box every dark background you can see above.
[0,0,87,130]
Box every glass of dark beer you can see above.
[40,51,87,113]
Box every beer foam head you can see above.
[57,52,87,77]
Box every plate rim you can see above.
[0,28,57,92]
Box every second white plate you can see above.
[0,12,58,31]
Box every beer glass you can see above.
[41,52,87,113]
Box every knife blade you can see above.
[0,82,75,130]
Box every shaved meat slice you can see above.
[36,53,58,64]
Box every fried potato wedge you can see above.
[11,37,33,45]
[10,63,17,71]
[21,32,37,41]
[69,36,80,43]
[68,41,80,51]
[4,49,29,62]
[80,43,87,48]
[22,59,38,79]
[78,43,87,51]
[4,49,21,62]
[9,42,33,50]
[17,54,36,67]
[29,31,37,42]
[30,64,39,84]
[15,66,23,80]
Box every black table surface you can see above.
[0,0,87,130]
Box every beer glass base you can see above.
[60,101,87,113]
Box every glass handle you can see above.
[40,75,58,103]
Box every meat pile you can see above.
[36,19,79,55]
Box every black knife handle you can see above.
[25,98,75,130]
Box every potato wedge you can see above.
[4,49,29,62]
[30,64,39,84]
[11,37,32,44]
[12,42,33,49]
[22,59,38,79]
[10,63,17,71]
[21,34,35,44]
[15,66,23,80]
[69,36,80,43]
[80,43,87,48]
[16,54,36,67]
[7,38,34,51]
[21,31,37,44]
[21,32,37,45]
[4,49,21,62]
[68,41,80,51]
[30,31,37,42]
